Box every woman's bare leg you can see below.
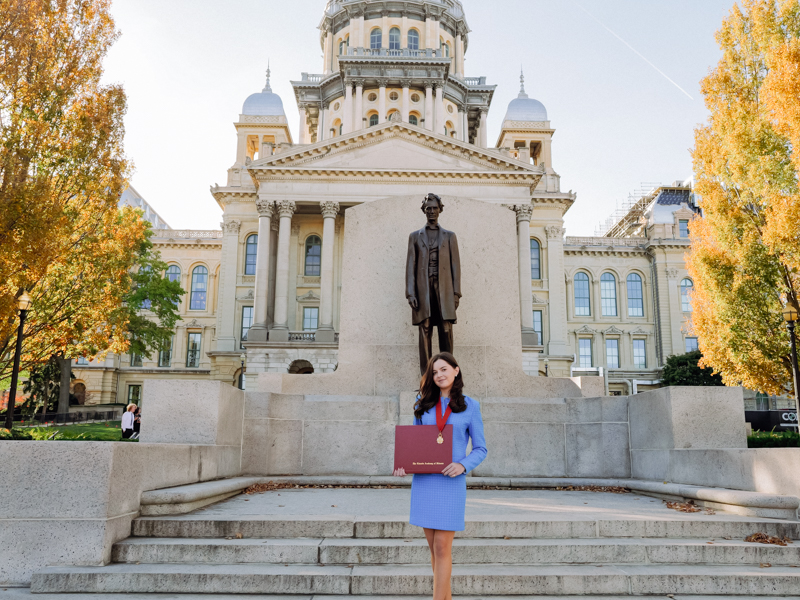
[432,530,455,600]
[423,528,436,574]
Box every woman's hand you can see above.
[442,463,466,477]
[393,467,407,477]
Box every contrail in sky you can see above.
[571,0,694,100]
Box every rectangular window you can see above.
[532,310,543,345]
[76,357,88,366]
[685,337,699,353]
[579,339,592,368]
[158,337,173,368]
[303,307,319,331]
[633,339,647,369]
[187,333,202,368]
[606,339,620,369]
[127,385,141,404]
[130,353,142,368]
[679,220,690,238]
[241,306,254,349]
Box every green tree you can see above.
[662,351,726,387]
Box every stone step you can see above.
[131,516,800,540]
[112,537,800,566]
[6,593,800,600]
[30,563,800,596]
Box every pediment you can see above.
[250,122,542,177]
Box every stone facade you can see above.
[74,0,698,403]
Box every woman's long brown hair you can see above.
[414,352,466,420]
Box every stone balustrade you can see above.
[565,236,647,247]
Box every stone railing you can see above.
[300,73,324,83]
[565,236,647,248]
[153,230,223,240]
[288,331,317,342]
[345,48,443,59]
[464,76,488,86]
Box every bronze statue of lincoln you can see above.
[406,193,462,375]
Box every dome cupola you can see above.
[242,64,286,117]
[504,71,547,122]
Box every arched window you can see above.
[369,113,379,127]
[408,29,420,50]
[627,273,644,317]
[190,266,208,310]
[370,28,382,50]
[245,234,258,275]
[681,278,694,312]
[601,273,617,317]
[440,39,450,57]
[339,40,345,56]
[409,114,418,126]
[304,236,322,276]
[530,239,541,280]
[574,272,591,316]
[166,265,181,283]
[389,27,401,50]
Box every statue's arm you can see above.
[450,231,462,298]
[406,233,417,300]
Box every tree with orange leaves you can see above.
[689,0,800,396]
[0,0,181,410]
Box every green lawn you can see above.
[28,421,136,442]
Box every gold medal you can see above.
[437,433,444,444]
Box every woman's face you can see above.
[433,359,459,392]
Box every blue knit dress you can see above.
[409,396,488,531]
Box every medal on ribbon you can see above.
[436,400,452,445]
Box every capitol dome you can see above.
[504,72,547,122]
[242,66,286,117]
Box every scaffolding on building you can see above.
[594,182,662,238]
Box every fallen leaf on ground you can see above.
[554,485,630,494]
[665,501,701,513]
[760,563,772,568]
[503,536,510,540]
[235,533,243,539]
[704,508,716,515]
[746,533,791,546]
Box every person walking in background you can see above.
[131,406,141,440]
[393,352,487,600]
[121,404,136,439]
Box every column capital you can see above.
[424,81,434,89]
[222,219,241,235]
[378,81,387,89]
[353,79,365,88]
[255,198,274,218]
[400,79,412,89]
[512,204,534,223]
[277,200,296,219]
[479,107,489,116]
[434,82,444,91]
[320,201,340,219]
[545,225,564,239]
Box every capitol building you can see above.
[74,0,698,406]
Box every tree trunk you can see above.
[56,355,71,416]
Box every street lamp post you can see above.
[239,353,247,391]
[782,306,800,402]
[4,291,33,431]
[543,358,549,378]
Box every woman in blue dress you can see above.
[393,352,487,600]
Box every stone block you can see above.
[266,419,304,475]
[473,422,565,477]
[241,418,270,475]
[630,449,671,481]
[302,421,395,476]
[566,396,628,423]
[629,387,747,451]
[479,398,567,423]
[565,423,631,478]
[141,380,245,447]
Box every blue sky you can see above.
[103,0,735,235]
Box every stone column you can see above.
[455,33,463,77]
[457,106,465,141]
[323,31,333,74]
[378,82,387,123]
[298,104,309,144]
[514,205,538,346]
[401,80,411,122]
[319,103,329,141]
[424,83,433,130]
[317,201,340,343]
[214,219,241,352]
[247,198,274,342]
[434,84,444,134]
[343,83,353,134]
[545,225,570,356]
[462,108,469,143]
[354,80,364,131]
[478,108,488,148]
[269,200,296,342]
[381,11,389,49]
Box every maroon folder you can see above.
[394,424,453,474]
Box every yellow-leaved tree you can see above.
[689,0,800,395]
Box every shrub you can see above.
[0,428,33,440]
[748,429,800,448]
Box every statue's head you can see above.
[421,193,443,224]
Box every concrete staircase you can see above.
[29,513,800,596]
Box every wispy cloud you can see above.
[571,0,694,100]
